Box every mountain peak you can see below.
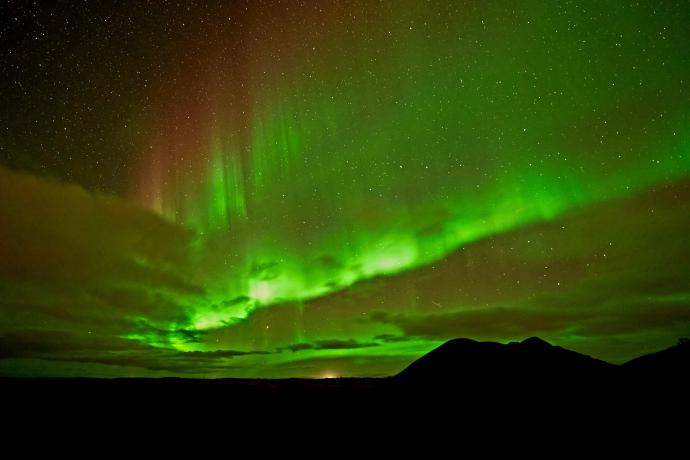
[520,336,552,348]
[396,336,615,383]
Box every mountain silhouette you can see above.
[2,336,687,414]
[395,337,616,388]
[623,339,690,379]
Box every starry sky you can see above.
[1,0,690,378]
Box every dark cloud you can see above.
[368,308,574,341]
[0,166,219,373]
[374,334,417,343]
[313,339,379,350]
[0,328,268,374]
[277,338,380,353]
[0,329,148,357]
[0,167,202,335]
[0,166,197,291]
[278,343,316,353]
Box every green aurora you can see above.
[1,0,690,377]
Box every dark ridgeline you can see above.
[395,336,687,396]
[622,338,690,378]
[393,337,622,411]
[395,336,616,383]
[2,337,688,414]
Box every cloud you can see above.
[278,343,316,353]
[277,338,380,353]
[0,328,268,374]
[0,166,215,374]
[313,339,379,350]
[0,165,197,291]
[373,334,413,343]
[368,308,574,340]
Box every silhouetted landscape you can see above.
[3,337,688,413]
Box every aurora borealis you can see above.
[1,0,690,378]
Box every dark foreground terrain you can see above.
[3,337,688,415]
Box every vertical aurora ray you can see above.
[130,0,690,351]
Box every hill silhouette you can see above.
[2,336,688,413]
[622,338,690,379]
[395,337,616,385]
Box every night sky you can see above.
[1,0,689,378]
